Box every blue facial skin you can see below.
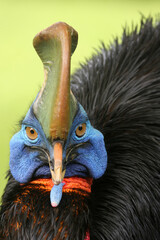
[64,105,107,178]
[10,103,107,184]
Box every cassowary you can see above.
[0,17,160,240]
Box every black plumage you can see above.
[1,17,160,239]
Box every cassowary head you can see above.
[9,22,107,207]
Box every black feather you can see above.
[71,17,160,239]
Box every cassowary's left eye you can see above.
[75,123,86,138]
[25,127,38,140]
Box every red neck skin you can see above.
[29,176,93,196]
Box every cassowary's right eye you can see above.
[25,127,38,140]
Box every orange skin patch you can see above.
[28,177,93,196]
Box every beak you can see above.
[49,142,66,185]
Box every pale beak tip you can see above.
[50,168,66,185]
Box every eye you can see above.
[75,123,86,138]
[25,127,38,140]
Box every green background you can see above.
[0,0,160,199]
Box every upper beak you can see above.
[49,142,66,185]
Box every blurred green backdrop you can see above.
[0,0,160,199]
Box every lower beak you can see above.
[49,142,66,185]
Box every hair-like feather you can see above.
[1,17,160,239]
[71,17,160,239]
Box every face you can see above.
[9,104,107,184]
[9,22,108,207]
